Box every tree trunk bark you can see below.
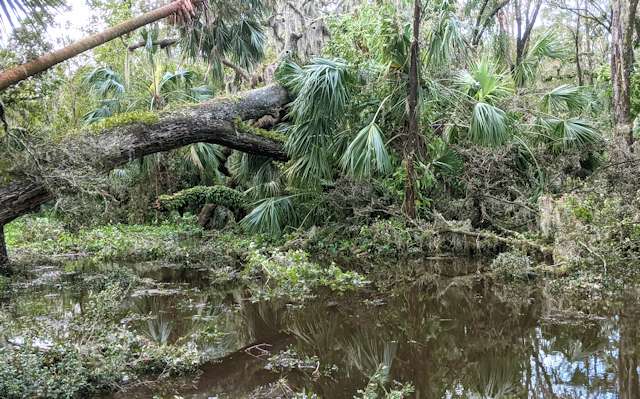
[0,225,8,269]
[0,1,191,91]
[0,84,289,228]
[575,4,583,86]
[611,0,639,159]
[402,0,422,219]
[514,0,542,73]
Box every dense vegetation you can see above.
[0,0,639,397]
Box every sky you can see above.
[49,1,95,44]
[0,0,94,46]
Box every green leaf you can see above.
[340,122,392,178]
[470,102,509,146]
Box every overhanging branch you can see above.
[0,84,290,227]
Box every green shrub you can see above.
[490,250,534,281]
[157,186,245,212]
[242,249,368,300]
[0,283,201,398]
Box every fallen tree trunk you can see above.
[0,84,289,264]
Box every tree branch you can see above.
[0,85,290,227]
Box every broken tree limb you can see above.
[0,84,289,229]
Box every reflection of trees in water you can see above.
[132,295,176,345]
[617,291,640,399]
[276,277,639,398]
[236,289,285,342]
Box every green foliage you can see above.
[86,111,159,133]
[277,57,355,183]
[0,283,200,398]
[514,30,567,87]
[490,250,534,281]
[456,58,513,104]
[157,185,246,212]
[340,122,392,178]
[233,117,286,142]
[242,249,368,300]
[181,0,270,82]
[541,117,601,153]
[0,0,63,29]
[425,0,466,68]
[542,85,588,114]
[241,196,298,236]
[470,102,509,146]
[6,216,204,264]
[354,364,414,399]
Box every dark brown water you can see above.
[2,260,639,398]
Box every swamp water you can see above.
[1,259,638,398]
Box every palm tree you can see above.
[0,0,199,91]
[0,0,63,30]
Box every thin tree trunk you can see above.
[610,0,639,158]
[403,0,422,219]
[0,225,8,269]
[575,3,583,86]
[515,0,542,71]
[0,1,189,91]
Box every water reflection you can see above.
[1,260,640,398]
[280,279,627,399]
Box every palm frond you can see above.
[84,67,126,98]
[230,152,283,199]
[241,196,298,236]
[542,117,601,152]
[426,1,466,68]
[0,0,62,30]
[426,137,462,175]
[455,58,513,104]
[83,99,121,124]
[340,122,392,178]
[514,30,568,86]
[184,143,225,183]
[528,30,567,60]
[277,58,354,183]
[180,0,270,83]
[470,102,509,146]
[541,84,587,113]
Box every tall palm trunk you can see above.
[402,0,422,219]
[0,1,188,91]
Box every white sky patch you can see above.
[49,1,97,45]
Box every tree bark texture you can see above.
[0,225,8,269]
[610,0,639,157]
[402,0,422,220]
[0,85,289,229]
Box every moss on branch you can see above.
[233,117,286,143]
[87,111,160,134]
